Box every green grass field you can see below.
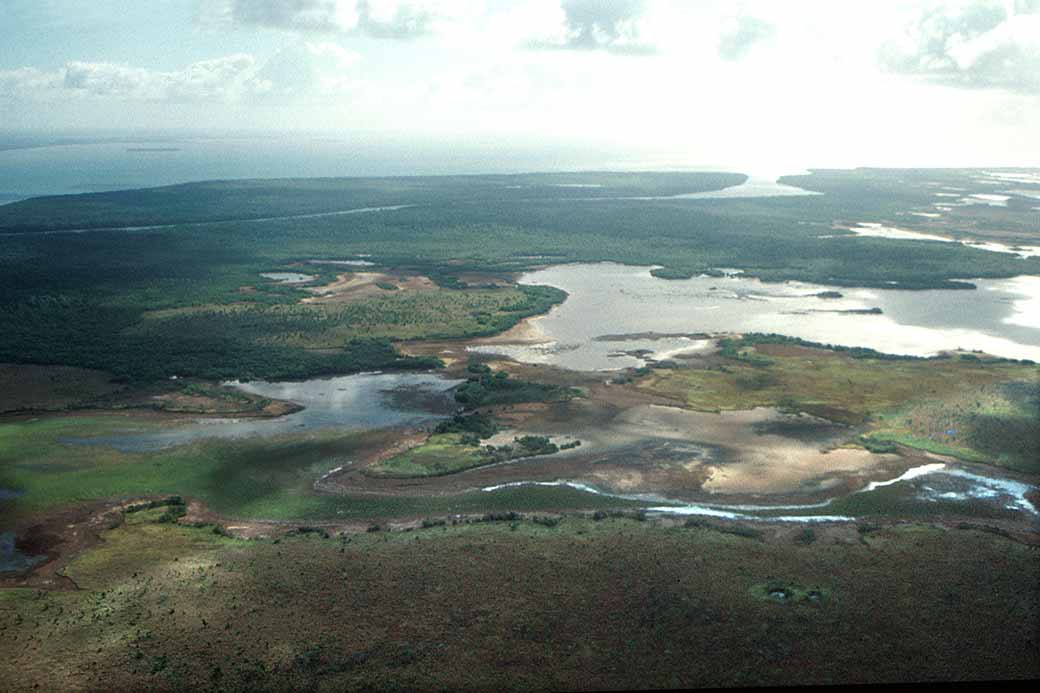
[364,433,490,478]
[0,418,638,522]
[861,380,1040,474]
[638,340,1039,472]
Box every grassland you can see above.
[364,433,490,478]
[635,337,1039,472]
[137,285,562,348]
[0,418,636,522]
[365,432,567,479]
[862,380,1040,474]
[1,512,1036,690]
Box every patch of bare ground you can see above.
[303,339,913,504]
[472,313,553,346]
[316,387,914,506]
[398,334,587,383]
[301,271,438,303]
[0,500,124,590]
[144,387,302,417]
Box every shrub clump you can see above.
[454,370,578,407]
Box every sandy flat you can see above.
[470,315,553,346]
[302,272,438,303]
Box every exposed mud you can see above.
[0,500,124,591]
[321,388,903,503]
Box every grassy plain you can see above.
[1,513,1036,690]
[0,418,636,522]
[862,380,1040,474]
[363,433,489,478]
[365,432,567,479]
[636,338,1039,472]
[136,285,561,349]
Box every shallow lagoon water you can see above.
[61,372,461,453]
[260,272,315,284]
[664,175,821,199]
[472,263,1040,369]
[839,223,1040,259]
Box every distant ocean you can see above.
[0,133,731,204]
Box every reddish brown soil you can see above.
[1,500,124,591]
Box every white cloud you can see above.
[252,41,362,98]
[207,0,468,38]
[357,0,437,38]
[0,55,270,102]
[718,15,774,61]
[230,0,360,33]
[880,0,1040,93]
[3,1,1039,167]
[0,67,64,99]
[527,0,655,55]
[306,42,360,71]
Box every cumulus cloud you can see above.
[529,0,655,55]
[212,0,452,38]
[0,55,270,102]
[880,0,1040,93]
[0,68,63,100]
[718,16,774,62]
[251,41,361,98]
[230,0,358,32]
[357,0,440,38]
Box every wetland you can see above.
[1,167,1038,690]
[473,263,1040,368]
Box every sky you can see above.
[1,0,1039,169]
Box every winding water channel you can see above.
[482,462,1039,523]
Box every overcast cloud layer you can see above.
[1,0,1038,168]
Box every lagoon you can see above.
[472,263,1040,369]
[60,372,461,452]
